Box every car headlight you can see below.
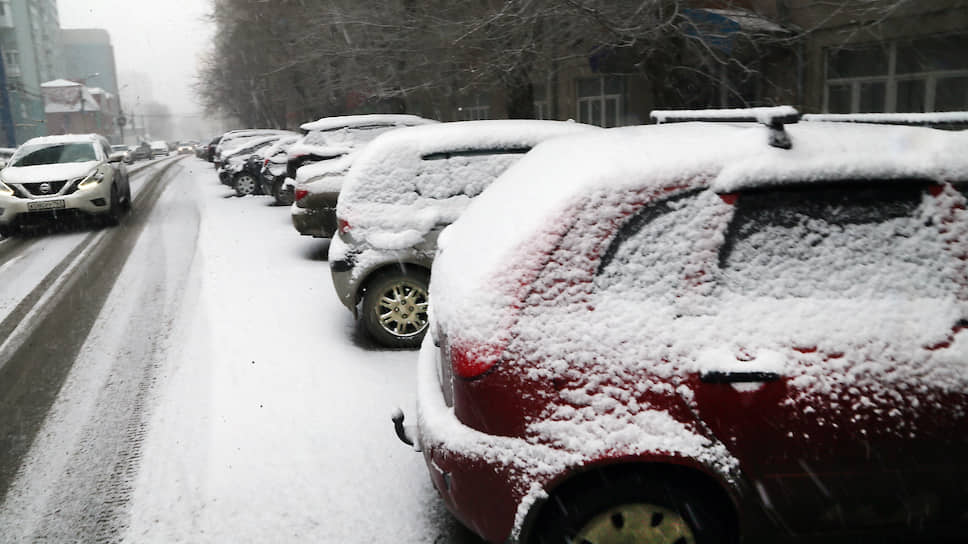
[0,179,13,197]
[77,170,105,190]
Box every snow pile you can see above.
[336,120,599,257]
[299,113,436,132]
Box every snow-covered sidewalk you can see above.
[124,159,465,542]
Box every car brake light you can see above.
[263,158,270,167]
[338,218,351,234]
[450,341,503,379]
[295,188,309,202]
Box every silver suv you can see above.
[328,120,598,348]
[0,134,131,236]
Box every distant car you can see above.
[287,114,437,180]
[254,135,300,204]
[0,134,131,236]
[288,114,438,239]
[0,147,15,165]
[125,142,151,164]
[328,120,598,348]
[176,140,197,155]
[405,110,968,544]
[213,129,295,169]
[216,134,294,196]
[149,140,169,158]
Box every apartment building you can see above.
[0,0,62,145]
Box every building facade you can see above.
[60,28,118,96]
[0,0,62,145]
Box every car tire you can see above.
[122,179,133,212]
[234,173,258,197]
[273,180,294,206]
[529,471,734,544]
[361,268,430,349]
[105,183,122,226]
[0,224,18,238]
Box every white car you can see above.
[150,140,170,158]
[0,134,131,236]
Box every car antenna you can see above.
[649,106,801,149]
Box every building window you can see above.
[457,95,490,121]
[3,49,20,77]
[577,76,625,128]
[825,34,968,113]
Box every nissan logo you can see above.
[39,182,51,194]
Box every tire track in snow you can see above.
[0,157,184,506]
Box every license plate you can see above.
[27,199,66,211]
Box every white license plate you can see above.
[27,199,66,211]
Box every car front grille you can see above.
[22,180,68,197]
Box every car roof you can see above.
[432,120,968,334]
[22,134,102,146]
[299,114,437,132]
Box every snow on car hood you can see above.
[2,161,99,184]
[337,120,599,249]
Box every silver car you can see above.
[329,120,599,348]
[0,134,131,236]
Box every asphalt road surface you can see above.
[0,157,195,540]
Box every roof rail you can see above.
[802,112,968,130]
[650,106,800,149]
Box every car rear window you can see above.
[414,149,528,200]
[719,182,959,299]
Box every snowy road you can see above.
[0,158,482,543]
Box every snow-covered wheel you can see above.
[234,173,258,196]
[529,471,733,544]
[361,268,430,348]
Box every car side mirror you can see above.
[108,152,125,163]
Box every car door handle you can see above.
[700,371,782,384]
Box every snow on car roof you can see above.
[336,120,599,248]
[432,121,968,344]
[299,114,436,132]
[22,134,101,146]
[294,153,356,187]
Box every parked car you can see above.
[202,135,220,161]
[150,140,169,158]
[255,135,300,205]
[0,134,131,236]
[403,109,968,544]
[289,154,356,238]
[286,114,437,181]
[217,134,294,195]
[328,120,598,348]
[213,129,294,169]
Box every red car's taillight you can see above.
[263,158,270,167]
[450,340,503,379]
[295,188,309,202]
[338,218,351,234]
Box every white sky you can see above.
[56,0,214,116]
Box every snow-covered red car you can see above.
[404,109,968,543]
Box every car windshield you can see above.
[10,142,97,166]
